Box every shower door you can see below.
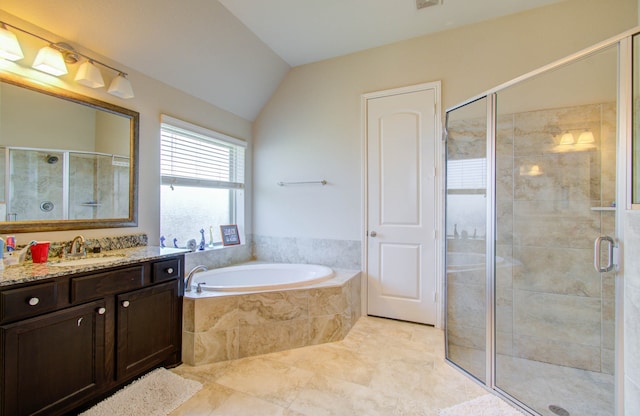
[445,41,621,416]
[493,45,618,415]
[445,96,489,382]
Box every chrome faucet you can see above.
[68,235,86,258]
[185,265,208,292]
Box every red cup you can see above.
[30,241,50,263]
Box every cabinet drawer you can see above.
[152,258,181,282]
[71,265,145,303]
[0,282,58,323]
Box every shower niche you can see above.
[0,147,130,222]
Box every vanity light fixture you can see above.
[32,45,68,76]
[75,60,105,88]
[0,20,134,98]
[0,23,23,61]
[107,73,134,99]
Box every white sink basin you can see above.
[48,255,126,267]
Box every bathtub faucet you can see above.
[185,265,208,292]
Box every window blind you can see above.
[160,116,245,190]
[447,158,486,190]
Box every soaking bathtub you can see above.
[182,263,361,366]
[190,263,335,292]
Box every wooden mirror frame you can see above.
[0,72,139,232]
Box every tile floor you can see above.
[170,316,488,415]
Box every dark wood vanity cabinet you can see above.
[2,299,106,416]
[116,279,181,381]
[0,254,184,416]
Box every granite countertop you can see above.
[0,246,189,287]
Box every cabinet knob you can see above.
[28,297,40,306]
[122,300,130,308]
[97,307,106,315]
[166,268,174,274]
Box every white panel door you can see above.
[366,86,438,325]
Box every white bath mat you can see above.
[439,394,524,416]
[80,367,202,416]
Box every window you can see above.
[160,115,245,248]
[446,157,487,239]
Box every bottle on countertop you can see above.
[0,238,5,271]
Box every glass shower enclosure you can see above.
[1,147,130,222]
[445,31,633,415]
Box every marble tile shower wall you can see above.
[67,154,129,220]
[447,102,616,375]
[7,149,64,221]
[503,103,616,374]
[68,155,96,219]
[4,149,127,221]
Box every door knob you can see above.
[370,231,377,237]
[122,300,130,308]
[97,307,106,315]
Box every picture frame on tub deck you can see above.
[220,224,240,246]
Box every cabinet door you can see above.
[1,299,106,416]
[116,279,180,380]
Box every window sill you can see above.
[185,242,246,253]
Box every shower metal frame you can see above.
[444,26,640,416]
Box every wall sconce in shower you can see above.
[519,164,544,177]
[554,128,596,152]
[559,132,575,145]
[577,130,595,144]
[0,20,134,98]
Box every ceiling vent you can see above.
[416,0,442,10]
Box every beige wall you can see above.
[0,10,253,245]
[253,0,637,241]
[0,82,97,151]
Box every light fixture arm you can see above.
[0,20,127,77]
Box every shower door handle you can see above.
[594,236,615,273]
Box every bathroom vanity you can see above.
[0,247,185,416]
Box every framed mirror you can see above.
[0,72,139,232]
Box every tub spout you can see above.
[185,265,208,292]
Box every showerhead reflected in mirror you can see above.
[45,154,59,164]
[0,72,138,232]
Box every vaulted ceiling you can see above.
[0,0,564,121]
